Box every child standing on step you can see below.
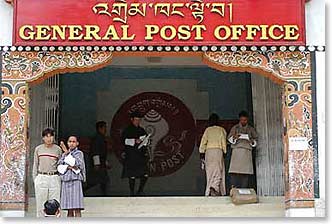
[58,136,86,217]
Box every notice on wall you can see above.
[289,137,308,151]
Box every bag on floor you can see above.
[230,188,258,205]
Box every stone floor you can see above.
[25,196,285,217]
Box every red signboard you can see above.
[13,0,306,46]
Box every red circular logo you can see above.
[111,92,196,177]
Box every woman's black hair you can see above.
[208,113,219,126]
[67,135,79,142]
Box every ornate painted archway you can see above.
[0,48,313,211]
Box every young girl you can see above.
[58,136,86,217]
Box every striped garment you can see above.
[58,148,86,210]
[32,144,62,180]
[60,180,84,210]
[58,148,86,182]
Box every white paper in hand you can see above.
[138,134,151,149]
[64,153,76,166]
[239,134,250,141]
[125,138,135,146]
[92,155,101,165]
[57,164,68,174]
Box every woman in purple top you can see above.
[58,136,86,217]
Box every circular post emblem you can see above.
[111,92,196,177]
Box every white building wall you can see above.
[314,51,325,217]
[305,0,325,46]
[0,0,12,46]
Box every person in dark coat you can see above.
[121,111,150,196]
[90,121,110,195]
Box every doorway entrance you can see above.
[27,56,283,197]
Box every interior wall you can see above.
[58,66,253,196]
[97,78,209,195]
[59,67,252,138]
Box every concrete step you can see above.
[26,196,285,217]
